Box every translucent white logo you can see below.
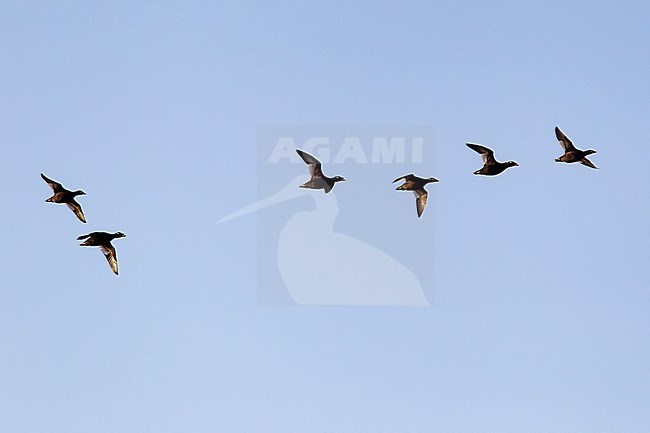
[219,127,435,306]
[267,136,424,164]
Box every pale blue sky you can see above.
[1,1,649,432]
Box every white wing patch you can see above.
[100,245,119,275]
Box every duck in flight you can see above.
[554,126,598,169]
[393,174,439,218]
[466,143,519,176]
[296,149,345,194]
[77,231,126,275]
[41,173,87,223]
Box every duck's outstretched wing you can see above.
[392,174,415,184]
[41,173,64,192]
[100,244,119,275]
[466,143,496,164]
[413,190,428,218]
[555,127,576,152]
[580,157,598,169]
[67,199,87,223]
[296,149,324,178]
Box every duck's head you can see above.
[74,190,86,196]
[505,161,519,168]
[332,176,346,183]
[114,232,126,238]
[427,177,439,183]
[584,150,597,156]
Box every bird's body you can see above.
[466,143,519,176]
[78,231,126,275]
[393,174,438,218]
[554,127,598,169]
[296,149,345,193]
[41,173,87,223]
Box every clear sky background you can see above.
[1,1,649,432]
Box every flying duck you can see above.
[466,143,519,176]
[296,149,345,193]
[393,174,439,218]
[41,173,87,223]
[554,126,598,169]
[77,231,126,275]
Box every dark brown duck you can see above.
[393,174,439,218]
[554,126,598,169]
[41,173,87,223]
[466,143,519,176]
[296,149,345,194]
[78,231,126,275]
